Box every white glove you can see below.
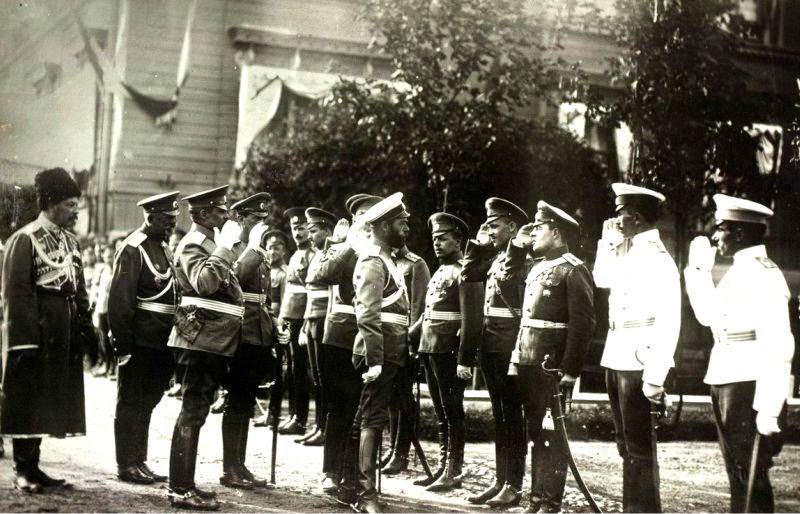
[601,218,624,248]
[688,235,716,272]
[298,330,308,347]
[214,220,241,251]
[362,364,382,383]
[756,412,781,436]
[347,219,373,255]
[642,382,665,404]
[247,222,270,250]
[456,365,473,380]
[275,321,290,345]
[507,363,519,376]
[475,222,492,246]
[332,218,350,243]
[513,223,536,247]
[117,354,132,367]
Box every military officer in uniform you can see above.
[461,197,529,507]
[1,168,96,493]
[685,194,794,513]
[218,193,280,489]
[278,207,315,436]
[108,191,180,485]
[349,192,412,513]
[305,194,383,500]
[593,183,681,513]
[253,229,290,428]
[414,213,483,491]
[298,207,338,446]
[382,217,431,476]
[505,201,596,513]
[167,185,244,510]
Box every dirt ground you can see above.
[0,374,798,513]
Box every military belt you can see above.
[331,303,356,316]
[242,292,267,304]
[307,289,331,300]
[425,310,462,321]
[609,317,656,330]
[137,301,176,315]
[484,306,522,318]
[716,329,756,343]
[520,318,567,329]
[285,283,307,295]
[380,312,409,326]
[180,297,245,318]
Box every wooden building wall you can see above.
[108,0,370,232]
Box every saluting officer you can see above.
[593,183,680,513]
[306,194,383,502]
[298,207,338,447]
[277,207,315,436]
[382,217,431,476]
[505,201,596,513]
[108,191,180,485]
[414,213,483,492]
[217,193,277,489]
[685,195,794,513]
[461,197,529,507]
[350,192,413,514]
[167,185,243,511]
[1,168,95,493]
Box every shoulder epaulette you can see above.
[124,231,148,248]
[755,256,777,269]
[562,253,583,266]
[404,251,422,263]
[185,230,206,246]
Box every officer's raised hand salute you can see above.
[684,194,794,513]
[593,183,680,513]
[166,185,244,511]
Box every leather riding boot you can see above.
[468,479,504,505]
[357,428,381,504]
[219,420,253,489]
[294,425,318,443]
[303,427,326,446]
[237,419,268,488]
[382,414,412,475]
[169,489,220,511]
[169,425,199,493]
[427,421,464,491]
[336,430,360,507]
[277,414,295,431]
[414,422,448,487]
[380,411,399,468]
[485,483,523,508]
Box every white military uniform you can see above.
[594,228,681,386]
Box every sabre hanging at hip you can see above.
[542,357,603,514]
[269,343,286,485]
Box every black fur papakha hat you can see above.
[35,168,81,209]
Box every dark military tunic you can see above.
[234,245,274,348]
[169,223,243,358]
[279,245,315,321]
[107,227,177,468]
[1,212,93,438]
[108,227,177,355]
[460,238,529,491]
[419,258,482,358]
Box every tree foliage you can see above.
[236,0,611,258]
[591,0,791,265]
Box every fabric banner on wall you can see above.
[234,65,342,167]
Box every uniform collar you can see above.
[733,244,767,262]
[37,211,62,234]
[542,245,568,261]
[438,251,462,265]
[631,228,660,246]
[191,222,214,240]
